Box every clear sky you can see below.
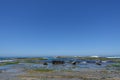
[0,0,120,57]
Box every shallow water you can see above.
[21,62,113,71]
[0,58,115,72]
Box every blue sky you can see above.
[0,0,120,56]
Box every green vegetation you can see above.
[0,61,19,66]
[16,57,47,63]
[111,63,120,67]
[28,68,53,72]
[106,63,120,71]
[33,68,53,72]
[76,57,107,61]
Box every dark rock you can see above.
[43,62,48,65]
[52,60,65,65]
